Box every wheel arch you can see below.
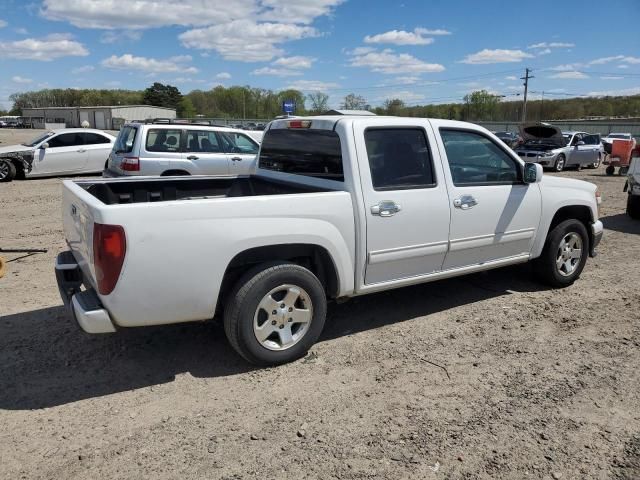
[216,243,341,316]
[533,204,594,258]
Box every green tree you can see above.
[341,93,367,110]
[142,82,182,109]
[307,92,329,114]
[383,98,406,116]
[177,97,197,118]
[463,90,501,121]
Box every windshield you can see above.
[563,134,572,145]
[22,131,55,147]
[608,134,629,139]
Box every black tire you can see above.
[0,159,16,182]
[605,165,615,176]
[224,262,327,366]
[554,154,565,172]
[627,194,640,220]
[533,219,589,288]
[619,166,629,176]
[589,154,601,169]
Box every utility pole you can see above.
[520,68,534,123]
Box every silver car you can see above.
[105,121,263,177]
[515,123,601,172]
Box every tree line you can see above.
[3,83,640,122]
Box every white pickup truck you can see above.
[56,115,603,365]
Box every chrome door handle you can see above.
[231,157,242,161]
[187,155,199,160]
[371,201,401,217]
[453,195,478,210]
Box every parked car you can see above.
[0,128,116,182]
[493,131,520,148]
[623,155,640,219]
[104,121,262,177]
[602,132,633,151]
[0,121,7,128]
[56,115,602,365]
[514,123,601,171]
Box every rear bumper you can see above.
[590,220,603,257]
[55,251,116,333]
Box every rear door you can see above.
[35,132,88,174]
[220,131,260,174]
[353,120,451,284]
[435,126,541,270]
[184,129,230,175]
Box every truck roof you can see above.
[269,115,476,131]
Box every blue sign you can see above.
[282,100,296,114]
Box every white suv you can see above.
[105,121,263,177]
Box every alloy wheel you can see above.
[556,232,583,277]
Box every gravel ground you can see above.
[1,127,639,479]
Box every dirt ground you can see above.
[1,127,639,480]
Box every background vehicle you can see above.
[105,121,262,177]
[0,128,115,182]
[57,116,602,366]
[515,123,601,171]
[623,155,640,219]
[493,131,519,148]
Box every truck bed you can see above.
[78,175,332,205]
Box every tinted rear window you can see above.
[259,129,343,181]
[114,126,137,154]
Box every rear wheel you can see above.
[224,263,327,366]
[606,165,615,176]
[534,219,589,288]
[589,154,601,169]
[0,160,16,182]
[627,194,640,220]
[554,154,565,172]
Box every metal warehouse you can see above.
[21,105,176,130]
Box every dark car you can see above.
[493,131,519,148]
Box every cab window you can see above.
[440,129,521,186]
[186,130,223,153]
[146,129,181,152]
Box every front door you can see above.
[435,126,541,270]
[220,131,260,175]
[354,120,451,285]
[34,132,88,175]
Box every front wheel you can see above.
[627,194,640,220]
[0,159,16,182]
[554,154,565,172]
[224,263,327,366]
[589,154,601,169]
[534,219,589,288]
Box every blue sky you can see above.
[0,0,639,110]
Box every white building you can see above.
[21,105,176,130]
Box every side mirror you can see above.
[40,142,49,149]
[524,162,543,184]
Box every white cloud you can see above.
[273,55,315,69]
[0,33,88,61]
[537,48,551,55]
[460,49,533,64]
[505,75,517,80]
[549,71,589,79]
[100,30,142,44]
[41,0,256,29]
[258,0,345,24]
[14,27,28,35]
[618,64,629,69]
[0,19,7,28]
[216,72,231,80]
[105,80,122,87]
[101,53,198,73]
[286,79,339,91]
[589,55,640,65]
[11,76,33,84]
[600,76,623,80]
[179,20,317,61]
[251,66,303,76]
[528,42,575,49]
[364,28,434,46]
[378,90,426,103]
[587,86,640,97]
[71,65,95,74]
[349,48,445,74]
[549,63,582,71]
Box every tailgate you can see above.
[62,180,101,289]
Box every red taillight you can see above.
[287,120,311,129]
[93,223,126,295]
[121,156,139,171]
